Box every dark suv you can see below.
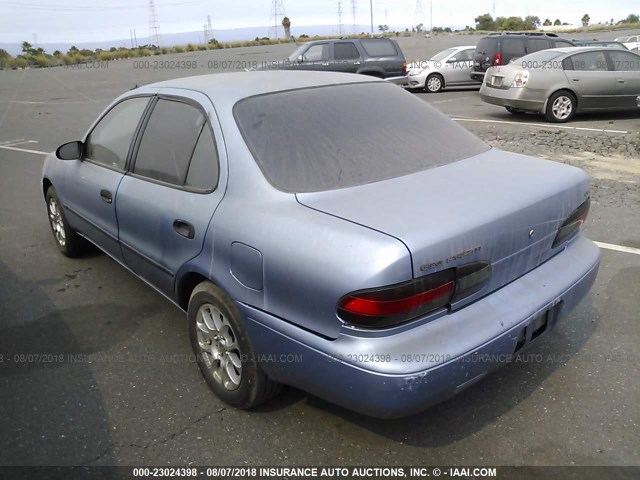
[470,32,574,82]
[275,38,406,78]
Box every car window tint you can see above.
[334,42,360,60]
[185,126,219,191]
[85,97,149,170]
[134,99,205,185]
[460,49,475,61]
[303,44,329,61]
[608,51,640,71]
[234,82,489,193]
[570,51,608,71]
[502,39,526,58]
[476,38,498,56]
[527,38,551,53]
[359,39,398,57]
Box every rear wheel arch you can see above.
[545,89,578,122]
[545,88,578,111]
[176,271,210,311]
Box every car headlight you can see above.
[511,71,529,88]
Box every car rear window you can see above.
[233,82,489,193]
[476,38,498,56]
[359,39,398,57]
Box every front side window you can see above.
[85,97,149,170]
[570,51,609,71]
[302,44,329,62]
[133,99,218,190]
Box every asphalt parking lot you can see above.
[0,32,638,468]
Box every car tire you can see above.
[425,74,444,93]
[188,281,280,409]
[45,186,85,257]
[505,106,526,115]
[545,91,576,123]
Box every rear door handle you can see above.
[100,189,112,204]
[354,61,361,65]
[617,79,625,83]
[173,219,195,239]
[571,78,580,82]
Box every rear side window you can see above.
[502,39,526,58]
[234,82,489,193]
[334,42,360,60]
[608,51,640,71]
[555,40,573,48]
[475,38,498,56]
[85,97,149,170]
[570,51,609,71]
[359,39,398,57]
[527,38,551,53]
[133,99,218,190]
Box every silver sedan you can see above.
[480,47,640,122]
[405,46,481,92]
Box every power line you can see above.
[351,0,357,34]
[148,0,161,48]
[270,0,286,39]
[337,1,343,36]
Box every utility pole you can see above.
[207,15,212,43]
[271,0,286,39]
[351,0,356,34]
[148,0,161,48]
[338,2,343,36]
[369,0,373,35]
[203,24,208,45]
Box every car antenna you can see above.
[130,84,139,90]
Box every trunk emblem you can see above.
[529,229,535,238]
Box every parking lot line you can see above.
[0,144,48,156]
[594,241,640,256]
[452,117,629,135]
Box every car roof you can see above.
[142,71,382,106]
[541,46,625,54]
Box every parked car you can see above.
[42,71,600,418]
[479,47,640,122]
[471,32,575,82]
[572,40,628,49]
[267,38,406,78]
[614,35,640,51]
[405,46,480,92]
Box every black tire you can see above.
[45,186,85,257]
[545,91,576,123]
[505,106,526,115]
[425,74,444,93]
[188,281,280,409]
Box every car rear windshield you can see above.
[476,38,498,56]
[233,82,489,193]
[359,39,398,57]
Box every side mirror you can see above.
[297,54,304,63]
[56,141,83,160]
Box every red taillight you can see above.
[338,262,492,328]
[494,53,502,66]
[552,198,590,248]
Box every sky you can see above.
[0,0,638,44]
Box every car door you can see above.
[563,50,616,110]
[607,50,640,108]
[293,43,331,71]
[445,48,474,85]
[331,41,362,73]
[63,96,151,261]
[115,90,226,298]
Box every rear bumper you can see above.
[479,85,546,112]
[386,75,409,86]
[240,235,600,418]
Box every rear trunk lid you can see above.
[297,148,590,309]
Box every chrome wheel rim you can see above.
[48,197,66,247]
[552,96,572,120]
[196,303,242,391]
[427,76,441,92]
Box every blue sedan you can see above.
[42,71,600,418]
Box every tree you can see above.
[625,14,640,23]
[497,16,526,31]
[543,19,552,26]
[523,15,541,29]
[581,14,590,27]
[68,46,79,55]
[475,13,495,30]
[377,24,389,33]
[281,16,291,39]
[553,19,561,26]
[21,41,32,54]
[52,50,62,57]
[416,23,424,32]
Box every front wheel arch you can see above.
[425,73,445,93]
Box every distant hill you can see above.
[0,24,398,56]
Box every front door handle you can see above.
[354,61,361,65]
[571,78,580,82]
[173,219,195,239]
[100,189,112,204]
[617,79,625,83]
